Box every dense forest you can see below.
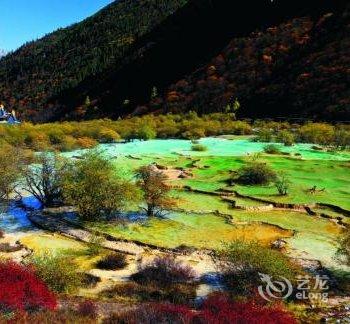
[150,8,350,121]
[0,0,189,121]
[0,0,348,122]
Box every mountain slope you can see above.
[148,7,350,121]
[0,0,189,121]
[0,0,348,121]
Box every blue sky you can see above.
[0,0,114,52]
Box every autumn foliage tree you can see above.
[0,144,24,200]
[136,165,175,217]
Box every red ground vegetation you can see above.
[0,261,57,314]
[105,293,297,324]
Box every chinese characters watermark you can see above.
[258,273,329,302]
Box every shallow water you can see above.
[63,138,350,161]
[0,197,40,233]
[196,273,225,302]
[3,137,349,237]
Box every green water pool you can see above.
[63,138,350,161]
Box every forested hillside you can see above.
[0,0,348,122]
[149,7,350,120]
[0,0,189,121]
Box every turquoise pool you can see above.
[63,138,350,161]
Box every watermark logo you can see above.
[258,273,329,302]
[258,273,293,301]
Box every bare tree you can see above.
[23,153,63,207]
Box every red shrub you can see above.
[104,295,296,324]
[77,300,98,319]
[0,261,57,313]
[196,293,297,324]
